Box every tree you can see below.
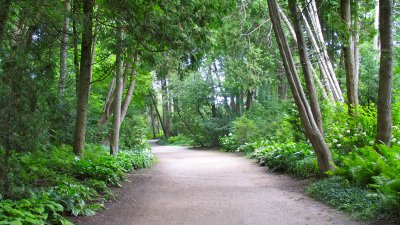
[376,0,393,145]
[288,0,323,133]
[59,0,71,100]
[340,0,359,113]
[110,25,123,155]
[267,0,334,173]
[73,0,94,156]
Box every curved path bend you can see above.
[75,141,362,225]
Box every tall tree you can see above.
[267,0,334,173]
[59,0,71,100]
[340,0,359,113]
[288,0,323,133]
[110,25,124,155]
[376,0,393,145]
[73,0,94,156]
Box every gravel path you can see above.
[74,141,363,225]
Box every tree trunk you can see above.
[373,0,380,51]
[276,2,297,43]
[268,0,334,174]
[59,0,71,100]
[246,89,253,111]
[110,25,123,155]
[120,54,139,122]
[340,0,358,113]
[289,0,323,133]
[73,0,93,156]
[150,91,168,139]
[160,75,170,138]
[0,0,12,47]
[306,1,343,102]
[376,0,393,146]
[73,0,80,95]
[149,104,157,138]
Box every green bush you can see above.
[0,193,71,225]
[0,144,155,224]
[250,141,319,178]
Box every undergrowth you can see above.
[0,144,155,224]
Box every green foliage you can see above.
[0,193,71,225]
[0,144,155,224]
[333,145,400,210]
[250,141,319,178]
[306,176,388,220]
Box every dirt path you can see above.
[74,141,363,225]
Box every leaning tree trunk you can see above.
[268,0,334,174]
[289,0,323,134]
[59,0,71,100]
[306,1,343,102]
[73,0,94,156]
[120,54,139,122]
[340,0,358,114]
[110,25,123,155]
[376,0,393,146]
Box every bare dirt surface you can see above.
[74,141,363,225]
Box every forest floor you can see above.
[73,140,364,225]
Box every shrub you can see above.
[0,144,155,224]
[250,141,319,178]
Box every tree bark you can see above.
[340,0,358,113]
[0,0,12,47]
[150,91,168,139]
[373,0,380,51]
[246,89,253,112]
[110,25,123,155]
[376,0,393,146]
[59,0,71,100]
[289,0,323,133]
[73,0,94,156]
[73,0,80,95]
[120,54,139,122]
[149,104,157,138]
[268,0,334,174]
[306,1,343,102]
[160,75,171,138]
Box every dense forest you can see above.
[0,0,399,224]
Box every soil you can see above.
[73,141,364,225]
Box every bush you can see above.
[0,144,155,224]
[250,141,319,178]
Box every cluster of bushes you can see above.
[220,102,400,221]
[0,145,155,224]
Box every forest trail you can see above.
[74,141,363,225]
